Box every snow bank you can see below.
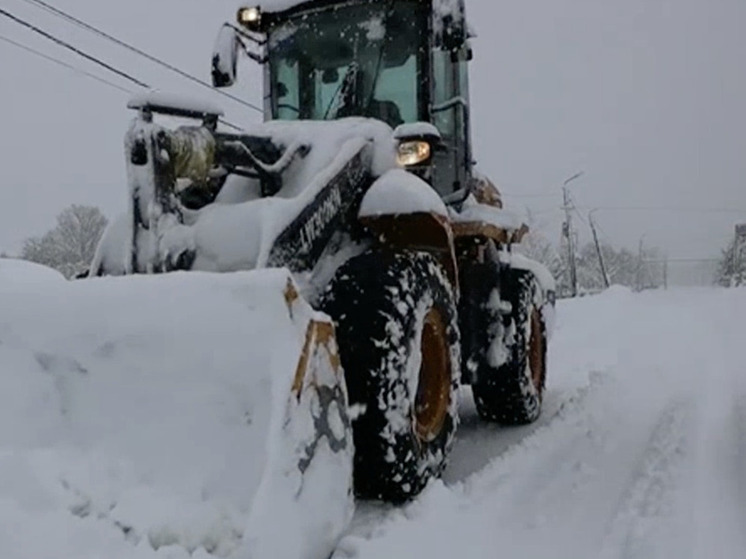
[0,258,65,284]
[337,287,746,559]
[0,270,353,559]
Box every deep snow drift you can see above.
[0,267,353,559]
[2,262,745,558]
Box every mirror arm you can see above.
[233,33,268,64]
[229,23,267,47]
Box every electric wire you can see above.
[16,0,263,114]
[0,33,133,94]
[0,7,149,87]
[0,7,244,131]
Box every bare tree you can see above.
[21,205,108,278]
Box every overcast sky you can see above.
[1,0,745,261]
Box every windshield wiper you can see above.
[323,62,359,119]
[363,0,397,113]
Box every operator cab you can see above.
[213,0,473,197]
[266,1,426,128]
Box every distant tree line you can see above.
[516,231,665,297]
[714,237,745,287]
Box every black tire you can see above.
[320,249,460,503]
[471,268,547,425]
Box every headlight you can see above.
[237,6,261,27]
[397,141,431,167]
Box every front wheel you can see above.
[471,269,547,425]
[320,250,460,503]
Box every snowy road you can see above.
[2,274,745,558]
[337,287,746,559]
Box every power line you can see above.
[17,0,263,114]
[0,7,148,87]
[0,7,244,131]
[0,33,133,94]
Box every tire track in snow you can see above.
[444,371,608,484]
[686,388,746,559]
[342,373,610,550]
[735,398,746,512]
[598,399,692,559]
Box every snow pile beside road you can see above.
[0,270,353,559]
[0,258,65,284]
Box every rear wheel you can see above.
[471,269,547,425]
[320,249,460,503]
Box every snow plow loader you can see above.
[85,0,555,556]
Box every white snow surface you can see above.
[6,257,746,559]
[0,269,353,559]
[393,122,441,140]
[333,286,746,559]
[0,258,65,284]
[359,169,448,218]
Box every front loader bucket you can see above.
[0,267,353,559]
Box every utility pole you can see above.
[636,235,645,292]
[588,210,609,288]
[562,172,583,297]
[735,224,746,286]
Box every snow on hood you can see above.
[94,118,397,276]
[255,117,396,198]
[165,118,396,273]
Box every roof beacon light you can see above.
[238,6,261,27]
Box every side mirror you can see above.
[212,24,240,88]
[439,1,467,52]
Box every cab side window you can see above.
[431,49,457,139]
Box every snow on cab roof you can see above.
[241,0,464,17]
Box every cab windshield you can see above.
[267,0,426,128]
